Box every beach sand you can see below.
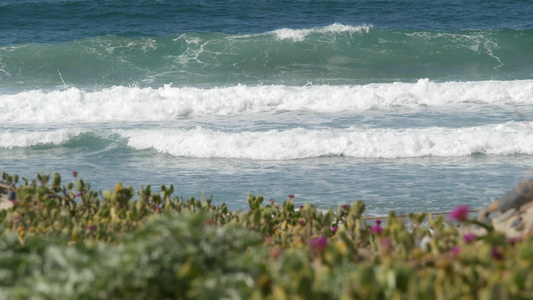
[0,182,13,210]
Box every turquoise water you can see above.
[1,0,533,214]
[2,27,533,90]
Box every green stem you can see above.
[465,219,493,233]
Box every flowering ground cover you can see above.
[1,171,532,299]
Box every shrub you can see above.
[0,171,532,299]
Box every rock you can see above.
[474,179,533,239]
[510,216,523,228]
[0,182,10,202]
[497,179,533,212]
[489,198,533,238]
[492,208,517,224]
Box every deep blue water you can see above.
[2,0,533,46]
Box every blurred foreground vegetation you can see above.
[1,171,533,299]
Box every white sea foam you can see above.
[272,23,372,41]
[0,129,84,149]
[1,80,532,124]
[117,121,533,160]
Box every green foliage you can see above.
[0,172,533,299]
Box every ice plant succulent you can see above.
[0,171,527,298]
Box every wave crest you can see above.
[117,122,533,160]
[1,80,532,123]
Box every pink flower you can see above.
[297,219,305,225]
[288,194,295,199]
[72,171,78,178]
[270,246,282,259]
[309,236,328,252]
[450,246,461,257]
[269,198,275,204]
[76,192,83,197]
[463,233,477,243]
[449,205,470,222]
[331,226,338,233]
[341,204,350,211]
[380,238,393,251]
[86,225,96,232]
[375,220,382,226]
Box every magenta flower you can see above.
[299,205,304,210]
[269,198,275,204]
[153,205,162,212]
[72,171,78,178]
[297,219,305,225]
[491,247,504,260]
[76,192,83,197]
[86,225,96,232]
[449,205,470,222]
[370,225,383,234]
[508,237,523,245]
[309,236,328,252]
[463,233,477,243]
[331,226,338,233]
[341,204,350,211]
[370,219,383,234]
[288,194,295,199]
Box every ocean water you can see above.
[1,0,533,215]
